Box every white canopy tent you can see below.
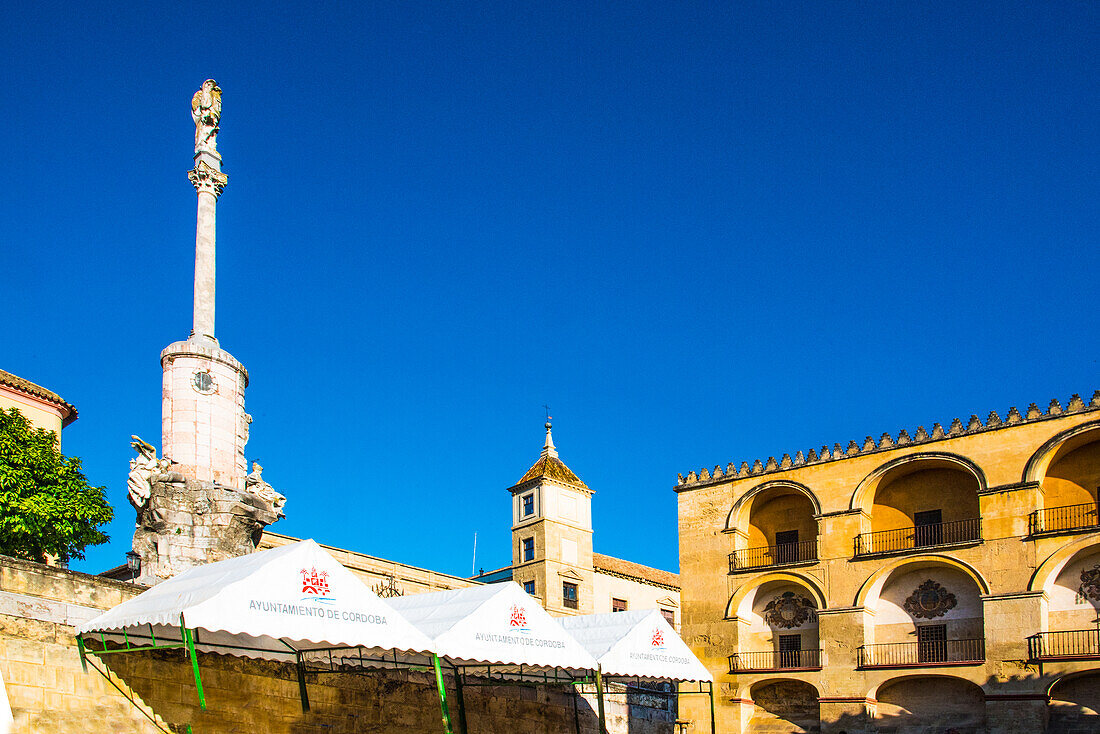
[386,582,597,674]
[76,540,435,713]
[561,609,716,734]
[560,609,712,682]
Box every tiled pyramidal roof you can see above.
[514,421,590,490]
[677,390,1100,489]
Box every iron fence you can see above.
[858,638,985,668]
[1027,629,1100,660]
[854,518,981,556]
[1029,503,1100,535]
[728,649,822,672]
[729,540,817,572]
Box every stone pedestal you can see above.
[161,338,250,490]
[132,474,281,584]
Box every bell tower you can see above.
[507,421,594,616]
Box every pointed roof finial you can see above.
[542,416,558,458]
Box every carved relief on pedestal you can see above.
[127,435,171,510]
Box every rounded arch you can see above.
[849,452,987,514]
[1023,419,1100,484]
[855,553,990,608]
[1030,534,1100,594]
[866,672,985,701]
[726,480,822,531]
[739,675,820,701]
[726,570,828,619]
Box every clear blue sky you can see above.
[2,2,1097,577]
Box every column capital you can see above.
[188,160,228,197]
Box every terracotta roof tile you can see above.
[0,369,77,426]
[593,552,679,590]
[516,454,589,489]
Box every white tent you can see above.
[387,582,597,675]
[560,609,712,682]
[78,539,434,673]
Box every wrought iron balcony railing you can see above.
[729,540,818,573]
[854,518,981,557]
[1027,629,1100,660]
[1029,503,1100,536]
[729,649,822,672]
[858,638,985,668]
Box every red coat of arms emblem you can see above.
[509,604,527,628]
[651,628,664,647]
[301,567,331,596]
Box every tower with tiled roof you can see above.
[507,421,594,616]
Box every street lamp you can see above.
[125,551,141,583]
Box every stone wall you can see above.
[0,555,674,734]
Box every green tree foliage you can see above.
[0,407,113,562]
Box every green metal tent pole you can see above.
[76,635,88,674]
[432,654,455,734]
[453,666,469,734]
[709,681,717,734]
[594,665,607,734]
[295,652,311,712]
[180,616,207,710]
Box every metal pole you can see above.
[453,666,469,734]
[296,652,311,712]
[180,616,207,710]
[76,635,88,674]
[709,681,717,734]
[594,665,607,734]
[432,654,455,734]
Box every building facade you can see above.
[0,369,77,445]
[676,391,1100,733]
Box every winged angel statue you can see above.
[191,79,222,156]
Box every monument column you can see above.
[128,80,284,584]
[160,80,247,490]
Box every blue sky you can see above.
[2,2,1097,577]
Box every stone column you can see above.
[187,156,226,342]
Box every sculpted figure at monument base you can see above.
[131,473,283,584]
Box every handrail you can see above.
[1027,629,1100,659]
[1029,503,1100,535]
[858,638,985,667]
[729,539,817,572]
[728,649,822,672]
[854,518,981,556]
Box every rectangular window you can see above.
[914,509,944,547]
[522,493,534,517]
[660,609,675,626]
[774,529,799,564]
[523,580,535,595]
[778,633,802,669]
[563,582,579,609]
[522,537,535,562]
[917,624,947,663]
[612,598,627,612]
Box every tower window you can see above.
[612,598,627,612]
[660,609,675,626]
[522,493,534,517]
[522,537,535,562]
[563,582,579,609]
[523,580,535,595]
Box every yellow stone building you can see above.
[0,369,77,444]
[676,391,1100,733]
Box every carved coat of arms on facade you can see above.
[903,579,957,619]
[1077,564,1100,603]
[763,591,817,629]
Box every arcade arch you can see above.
[727,481,820,568]
[745,679,820,734]
[850,454,983,554]
[1026,423,1100,533]
[874,675,985,733]
[1049,672,1100,733]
